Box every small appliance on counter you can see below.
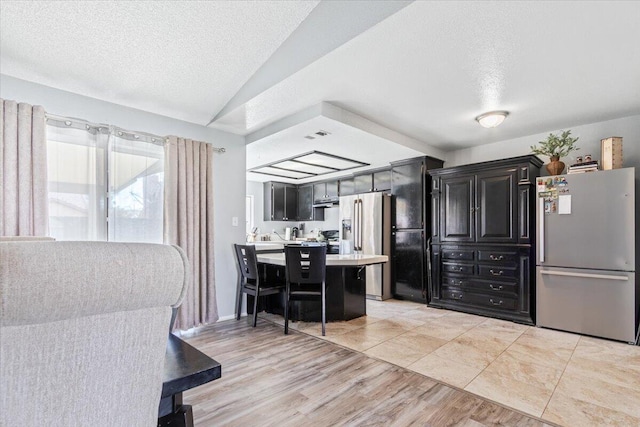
[321,230,340,254]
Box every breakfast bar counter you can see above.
[256,253,388,267]
[255,254,388,321]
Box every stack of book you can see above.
[567,160,599,174]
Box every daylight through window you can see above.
[46,117,164,243]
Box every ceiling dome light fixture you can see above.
[475,111,509,128]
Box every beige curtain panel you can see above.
[164,136,219,330]
[0,99,49,237]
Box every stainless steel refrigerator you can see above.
[536,168,639,343]
[339,192,391,300]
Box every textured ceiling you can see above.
[0,0,318,124]
[2,1,639,156]
[214,1,640,150]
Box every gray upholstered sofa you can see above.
[0,240,189,427]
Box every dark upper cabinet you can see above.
[313,180,339,202]
[441,175,475,242]
[297,184,324,221]
[297,184,313,221]
[391,161,424,230]
[476,169,517,243]
[285,186,297,221]
[438,168,517,243]
[264,182,298,221]
[354,174,371,194]
[339,177,354,196]
[326,181,339,199]
[353,169,391,194]
[373,169,391,192]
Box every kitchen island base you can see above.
[253,253,388,322]
[263,265,366,322]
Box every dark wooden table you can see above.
[158,334,221,427]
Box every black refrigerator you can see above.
[391,156,443,302]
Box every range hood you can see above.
[312,197,339,208]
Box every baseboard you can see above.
[218,313,246,322]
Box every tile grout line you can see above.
[539,332,582,419]
[458,319,530,391]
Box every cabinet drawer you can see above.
[441,289,518,311]
[441,289,465,302]
[478,264,517,278]
[477,250,518,264]
[442,250,474,261]
[442,276,470,288]
[471,293,518,311]
[443,262,474,275]
[467,279,518,295]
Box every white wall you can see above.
[446,115,640,172]
[1,75,247,321]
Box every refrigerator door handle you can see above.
[353,199,359,251]
[540,270,629,281]
[539,198,545,263]
[357,199,363,251]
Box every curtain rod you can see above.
[45,113,226,153]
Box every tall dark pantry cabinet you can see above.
[428,155,542,324]
[390,156,444,302]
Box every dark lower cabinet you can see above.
[428,155,542,324]
[392,229,425,301]
[430,244,533,323]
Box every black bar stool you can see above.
[234,244,285,327]
[284,245,327,336]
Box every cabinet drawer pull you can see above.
[458,280,464,286]
[489,299,503,306]
[489,254,504,261]
[489,284,503,291]
[452,294,463,300]
[489,269,504,276]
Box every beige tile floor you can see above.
[259,299,640,426]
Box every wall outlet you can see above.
[232,216,239,227]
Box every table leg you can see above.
[158,392,194,427]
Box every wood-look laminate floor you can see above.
[181,319,553,426]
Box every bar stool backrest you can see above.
[234,244,260,281]
[284,245,326,284]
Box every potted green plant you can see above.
[530,130,579,175]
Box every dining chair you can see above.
[234,244,285,327]
[284,245,327,336]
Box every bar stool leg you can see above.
[236,278,243,321]
[321,280,326,336]
[253,287,259,327]
[284,283,290,335]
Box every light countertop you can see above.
[256,253,388,267]
[248,241,335,251]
